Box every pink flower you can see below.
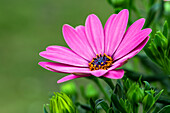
[39,9,152,83]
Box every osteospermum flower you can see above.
[39,9,152,83]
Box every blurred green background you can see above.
[0,0,115,113]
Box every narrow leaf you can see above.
[99,101,109,112]
[89,98,95,111]
[44,104,48,113]
[154,89,164,101]
[163,20,168,38]
[158,105,170,113]
[144,81,151,90]
[111,94,127,113]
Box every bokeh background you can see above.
[0,0,115,113]
[1,0,170,113]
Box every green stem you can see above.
[133,103,139,113]
[101,77,115,90]
[92,77,111,102]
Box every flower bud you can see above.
[126,83,144,104]
[49,92,75,113]
[60,82,76,96]
[154,31,168,50]
[108,0,127,8]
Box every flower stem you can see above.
[90,77,111,102]
[101,77,114,90]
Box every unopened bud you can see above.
[49,92,75,113]
[126,83,144,104]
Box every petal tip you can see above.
[62,24,73,32]
[39,51,45,57]
[57,80,62,83]
[86,14,99,23]
[120,9,129,15]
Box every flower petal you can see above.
[113,28,151,60]
[104,14,117,53]
[57,74,90,83]
[90,70,108,77]
[62,24,95,61]
[38,62,90,73]
[40,46,88,67]
[39,62,109,77]
[39,62,61,73]
[75,25,96,60]
[104,14,117,32]
[121,18,145,43]
[104,9,129,56]
[103,69,124,79]
[85,14,104,55]
[109,36,149,70]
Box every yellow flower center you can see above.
[88,53,113,71]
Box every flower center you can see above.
[88,53,113,71]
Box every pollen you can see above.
[88,53,113,71]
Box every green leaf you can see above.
[154,89,164,102]
[158,105,170,113]
[142,94,154,112]
[148,42,163,66]
[107,108,114,113]
[89,98,95,111]
[163,20,168,38]
[155,31,168,49]
[75,102,91,111]
[111,94,127,113]
[144,46,159,65]
[143,81,151,90]
[138,75,142,87]
[43,104,48,113]
[95,99,104,106]
[99,101,109,112]
[114,80,124,98]
[101,77,114,90]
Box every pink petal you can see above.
[104,14,117,32]
[39,62,60,73]
[57,74,91,83]
[40,46,88,67]
[75,25,96,59]
[113,28,152,60]
[62,24,95,61]
[103,69,124,79]
[104,9,129,56]
[90,70,108,77]
[39,62,108,77]
[104,14,117,53]
[121,18,145,43]
[109,36,149,70]
[85,14,104,55]
[38,62,90,73]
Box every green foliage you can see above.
[144,21,170,74]
[158,105,170,113]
